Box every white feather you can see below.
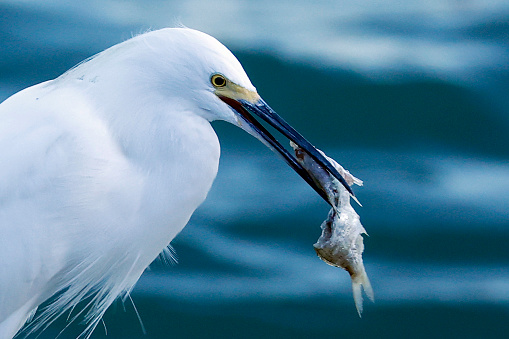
[0,28,255,338]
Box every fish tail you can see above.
[351,269,374,317]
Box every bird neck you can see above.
[51,39,223,251]
[52,65,221,250]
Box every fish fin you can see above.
[362,273,375,302]
[352,270,374,317]
[352,281,364,317]
[351,195,362,207]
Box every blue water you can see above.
[1,0,509,338]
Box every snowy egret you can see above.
[0,28,353,338]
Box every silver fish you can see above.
[291,142,374,316]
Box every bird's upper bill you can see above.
[214,81,354,205]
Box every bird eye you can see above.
[211,74,227,88]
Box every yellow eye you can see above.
[211,74,227,88]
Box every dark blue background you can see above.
[1,1,508,338]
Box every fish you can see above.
[291,142,374,316]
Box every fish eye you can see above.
[211,74,227,88]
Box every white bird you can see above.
[0,28,353,338]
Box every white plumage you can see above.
[0,27,353,338]
[0,28,255,338]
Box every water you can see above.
[1,0,508,338]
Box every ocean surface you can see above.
[1,1,508,338]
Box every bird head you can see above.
[108,28,354,203]
[158,28,355,204]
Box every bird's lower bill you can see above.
[218,95,354,206]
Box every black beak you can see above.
[219,96,354,206]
